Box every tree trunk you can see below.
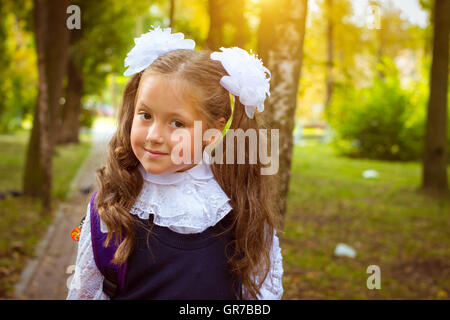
[206,0,225,51]
[257,0,309,223]
[57,57,83,145]
[422,0,450,194]
[23,0,70,213]
[325,0,334,108]
[23,91,45,198]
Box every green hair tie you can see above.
[222,93,235,137]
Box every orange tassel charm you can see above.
[71,215,86,242]
[71,227,81,241]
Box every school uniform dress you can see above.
[66,150,284,300]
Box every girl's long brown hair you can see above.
[95,49,281,299]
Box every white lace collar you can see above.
[121,150,232,234]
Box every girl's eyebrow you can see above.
[136,102,152,110]
[137,102,191,119]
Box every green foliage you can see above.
[79,107,96,129]
[298,0,364,119]
[326,58,435,161]
[0,1,37,133]
[70,0,153,97]
[58,0,164,130]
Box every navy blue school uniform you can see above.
[111,212,242,299]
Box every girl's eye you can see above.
[171,120,185,128]
[139,112,151,120]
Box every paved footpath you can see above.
[13,120,115,300]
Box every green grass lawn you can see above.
[281,143,450,299]
[0,130,92,298]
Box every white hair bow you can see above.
[210,47,271,119]
[123,26,196,76]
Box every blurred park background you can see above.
[0,0,449,299]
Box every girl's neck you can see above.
[175,163,198,173]
[138,149,213,185]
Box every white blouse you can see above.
[66,151,284,300]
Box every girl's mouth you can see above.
[145,149,168,159]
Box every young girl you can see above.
[67,27,283,300]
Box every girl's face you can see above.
[130,74,207,175]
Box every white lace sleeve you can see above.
[66,202,109,300]
[242,230,284,300]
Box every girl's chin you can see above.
[141,164,168,175]
[141,162,196,175]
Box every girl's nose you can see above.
[146,122,164,144]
